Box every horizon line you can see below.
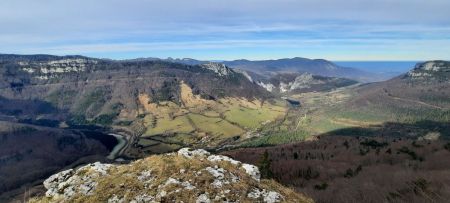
[0,53,443,62]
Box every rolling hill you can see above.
[340,60,450,123]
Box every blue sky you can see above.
[1,0,450,61]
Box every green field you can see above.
[130,83,294,150]
[188,114,244,138]
[224,105,285,129]
[144,114,195,136]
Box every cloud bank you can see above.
[1,0,449,60]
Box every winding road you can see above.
[106,133,128,160]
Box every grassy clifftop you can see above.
[30,148,312,203]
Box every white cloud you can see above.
[0,0,449,60]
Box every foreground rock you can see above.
[30,148,312,203]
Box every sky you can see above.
[1,0,450,61]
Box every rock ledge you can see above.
[31,148,312,203]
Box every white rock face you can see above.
[407,71,433,78]
[17,58,97,80]
[178,148,210,159]
[130,194,155,203]
[163,177,196,190]
[421,62,445,71]
[207,154,241,165]
[196,193,211,203]
[257,81,276,92]
[279,82,289,93]
[418,132,441,141]
[179,148,261,181]
[137,170,153,182]
[21,67,35,73]
[277,73,324,92]
[289,73,323,90]
[201,62,233,76]
[407,61,450,80]
[205,166,227,188]
[81,162,113,175]
[43,58,96,72]
[241,163,261,182]
[108,195,125,203]
[236,69,254,82]
[204,166,239,188]
[43,169,75,198]
[35,75,53,80]
[43,162,112,199]
[247,188,283,203]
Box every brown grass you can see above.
[30,152,312,203]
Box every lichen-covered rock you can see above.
[248,188,284,203]
[31,148,312,203]
[40,162,112,200]
[178,148,210,159]
[196,193,211,203]
[107,195,125,203]
[242,163,261,181]
[43,169,75,198]
[207,154,241,165]
[130,194,155,203]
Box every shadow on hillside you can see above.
[0,96,60,117]
[0,97,117,201]
[321,120,450,139]
[224,120,450,203]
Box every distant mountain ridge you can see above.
[222,57,390,82]
[3,55,403,83]
[245,72,358,94]
[151,57,390,82]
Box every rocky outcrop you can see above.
[406,61,450,82]
[178,148,261,181]
[31,148,312,203]
[254,72,354,94]
[42,162,113,199]
[289,73,323,90]
[258,81,276,92]
[277,73,319,92]
[17,58,98,80]
[414,61,450,72]
[200,62,233,76]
